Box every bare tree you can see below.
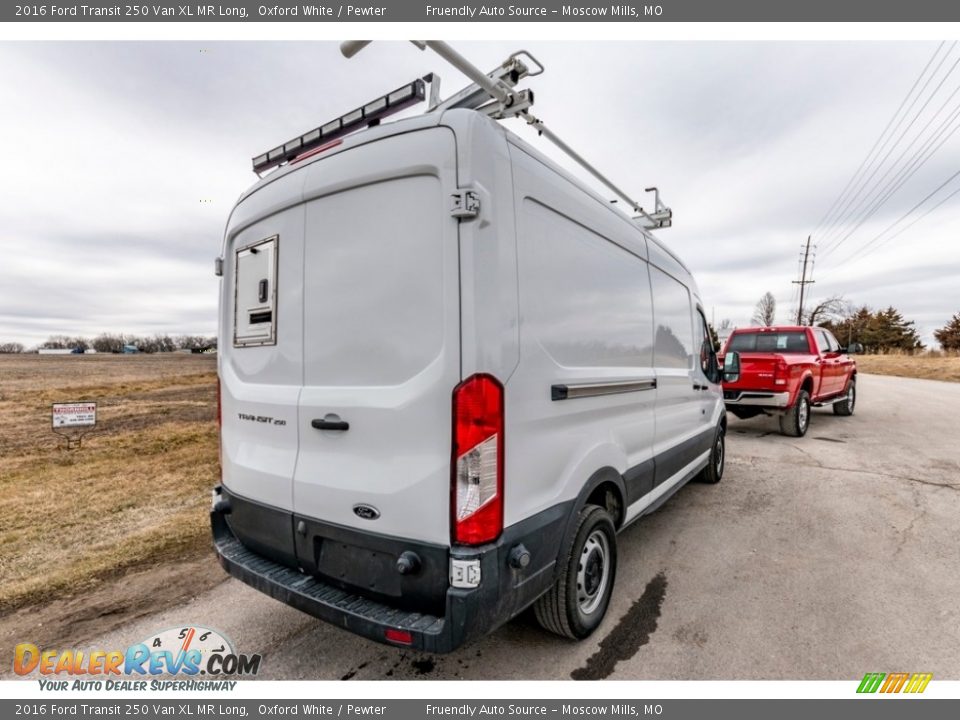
[175,335,206,351]
[40,335,73,349]
[0,342,25,354]
[92,333,124,353]
[751,292,777,327]
[803,295,851,327]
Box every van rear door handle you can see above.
[311,417,349,431]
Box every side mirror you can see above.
[702,339,722,384]
[845,343,864,355]
[722,351,740,384]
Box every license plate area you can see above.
[316,540,402,597]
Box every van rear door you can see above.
[293,128,461,554]
[220,172,306,564]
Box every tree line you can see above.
[708,297,947,355]
[748,290,960,353]
[0,333,217,354]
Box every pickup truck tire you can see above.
[534,504,617,640]
[833,377,856,416]
[696,423,725,484]
[779,389,811,437]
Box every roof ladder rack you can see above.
[341,40,672,232]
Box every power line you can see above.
[819,99,960,260]
[810,42,947,240]
[822,169,960,273]
[819,44,960,251]
[853,185,960,263]
[816,42,953,244]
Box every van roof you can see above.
[235,107,686,274]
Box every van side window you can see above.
[519,200,654,368]
[650,267,694,369]
[695,311,712,377]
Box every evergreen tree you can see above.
[934,313,960,351]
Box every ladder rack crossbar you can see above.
[338,40,672,232]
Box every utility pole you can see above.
[793,236,816,325]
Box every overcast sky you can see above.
[1,41,958,348]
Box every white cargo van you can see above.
[211,45,727,652]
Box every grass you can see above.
[0,349,954,615]
[856,352,960,383]
[0,355,218,614]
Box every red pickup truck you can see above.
[718,326,861,437]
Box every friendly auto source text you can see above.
[426,5,664,17]
[425,706,660,716]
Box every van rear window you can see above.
[728,331,810,353]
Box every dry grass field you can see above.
[0,354,219,616]
[0,349,956,649]
[856,352,960,383]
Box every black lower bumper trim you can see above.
[211,491,572,653]
[212,510,456,652]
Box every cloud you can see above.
[0,41,958,348]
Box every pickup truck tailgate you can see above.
[727,353,781,390]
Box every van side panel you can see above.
[506,142,657,528]
[447,111,520,382]
[649,265,704,478]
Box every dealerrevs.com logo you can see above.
[14,626,261,690]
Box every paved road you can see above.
[77,374,960,680]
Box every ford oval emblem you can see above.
[353,504,380,520]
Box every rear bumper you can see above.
[210,490,567,653]
[723,390,791,408]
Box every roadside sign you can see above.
[51,402,97,448]
[52,402,97,428]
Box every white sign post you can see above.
[51,401,97,448]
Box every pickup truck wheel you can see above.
[534,504,617,640]
[779,389,811,437]
[833,377,856,416]
[696,423,725,484]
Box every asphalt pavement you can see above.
[46,374,960,680]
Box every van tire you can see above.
[833,377,856,416]
[534,504,617,640]
[696,423,725,484]
[779,389,810,437]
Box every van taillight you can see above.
[451,374,504,546]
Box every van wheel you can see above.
[696,423,725,484]
[534,505,617,640]
[779,389,810,437]
[833,378,856,416]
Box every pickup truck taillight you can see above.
[774,359,789,386]
[451,374,504,546]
